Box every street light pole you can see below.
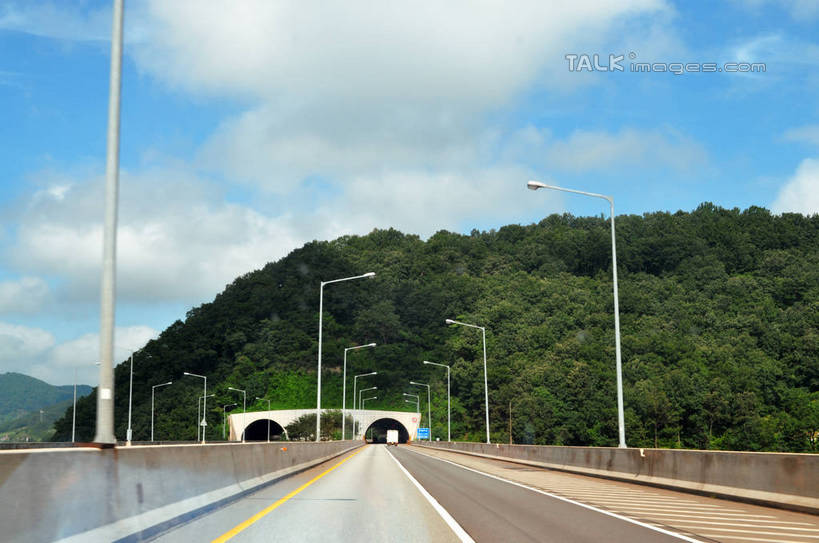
[151,381,172,442]
[222,403,237,440]
[403,393,419,413]
[71,368,77,443]
[446,319,490,444]
[410,381,431,441]
[183,372,207,444]
[316,272,376,442]
[352,372,377,438]
[228,387,247,442]
[343,343,376,440]
[256,397,271,443]
[126,351,134,445]
[198,394,214,442]
[527,180,626,448]
[424,360,451,442]
[358,386,377,437]
[93,0,124,446]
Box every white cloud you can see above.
[784,125,819,146]
[0,322,54,366]
[6,169,306,304]
[0,277,50,314]
[501,126,707,173]
[0,322,158,386]
[771,158,819,215]
[129,0,672,191]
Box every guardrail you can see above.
[0,440,362,542]
[414,441,819,514]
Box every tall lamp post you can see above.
[222,403,237,440]
[256,397,271,443]
[228,387,247,442]
[93,0,124,446]
[198,393,214,442]
[151,381,172,442]
[357,386,377,437]
[403,392,419,413]
[410,381,431,441]
[446,319,490,444]
[183,372,207,444]
[316,272,376,442]
[343,343,376,440]
[126,350,134,445]
[352,372,377,437]
[71,368,77,443]
[527,180,626,448]
[424,360,451,442]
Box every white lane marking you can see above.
[403,447,704,543]
[385,447,475,543]
[677,526,819,538]
[700,535,815,543]
[598,506,751,517]
[643,513,816,525]
[657,520,819,531]
[561,497,729,508]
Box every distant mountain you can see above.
[0,372,91,423]
[0,398,77,442]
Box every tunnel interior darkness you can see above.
[243,419,286,441]
[363,418,410,443]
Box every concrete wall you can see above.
[0,441,361,542]
[416,442,819,514]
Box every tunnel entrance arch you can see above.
[363,418,410,444]
[243,419,286,441]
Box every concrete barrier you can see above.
[0,440,362,542]
[415,442,819,514]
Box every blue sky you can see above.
[0,0,817,385]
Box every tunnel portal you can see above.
[243,419,285,441]
[363,418,410,444]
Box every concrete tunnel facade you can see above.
[228,408,422,441]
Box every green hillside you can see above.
[0,372,91,422]
[53,204,819,451]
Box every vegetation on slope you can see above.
[54,204,819,451]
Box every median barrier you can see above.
[0,440,362,542]
[414,441,819,514]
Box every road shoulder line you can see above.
[386,446,476,543]
[403,446,704,543]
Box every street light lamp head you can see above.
[183,372,191,376]
[527,180,546,190]
[364,272,376,278]
[445,319,455,324]
[368,343,377,347]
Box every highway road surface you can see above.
[152,444,819,542]
[153,444,462,542]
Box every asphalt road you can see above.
[389,445,694,543]
[152,444,462,542]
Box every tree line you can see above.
[53,204,818,451]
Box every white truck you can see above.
[386,429,399,446]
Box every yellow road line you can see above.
[212,446,366,543]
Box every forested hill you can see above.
[54,204,819,451]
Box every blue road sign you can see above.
[417,427,430,439]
